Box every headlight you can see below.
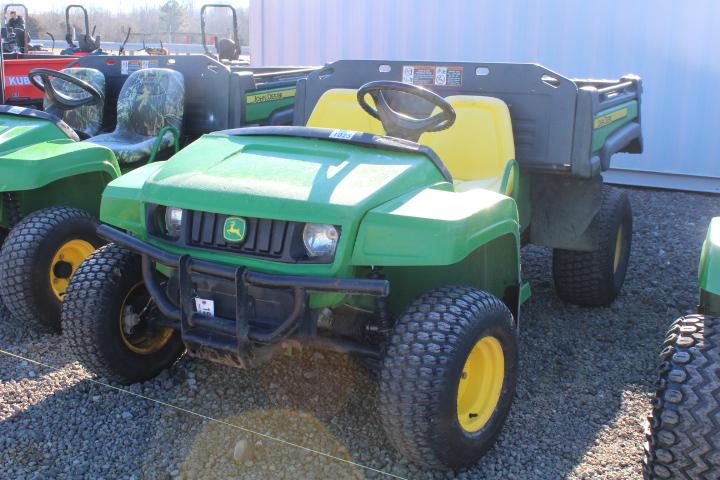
[302,223,339,258]
[164,207,183,238]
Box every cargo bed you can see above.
[293,60,642,178]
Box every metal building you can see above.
[250,0,720,192]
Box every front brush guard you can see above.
[98,224,389,367]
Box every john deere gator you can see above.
[0,53,316,331]
[62,60,643,469]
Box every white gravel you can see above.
[0,186,716,479]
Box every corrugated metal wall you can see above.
[250,0,720,192]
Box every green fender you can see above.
[699,217,720,314]
[0,140,120,192]
[352,186,523,314]
[352,186,520,266]
[99,162,166,233]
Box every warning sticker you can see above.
[402,65,463,87]
[120,59,159,75]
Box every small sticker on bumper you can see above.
[194,298,215,317]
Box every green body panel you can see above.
[99,162,166,233]
[0,140,120,192]
[591,100,639,152]
[102,133,447,278]
[699,217,720,315]
[13,172,113,220]
[515,172,531,232]
[351,186,519,266]
[0,114,122,228]
[0,114,67,151]
[244,86,297,123]
[100,133,526,311]
[382,234,520,315]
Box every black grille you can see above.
[187,210,299,260]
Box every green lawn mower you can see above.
[61,60,643,469]
[0,53,317,331]
[644,217,720,478]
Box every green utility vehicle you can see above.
[0,54,316,330]
[62,60,643,469]
[644,218,720,479]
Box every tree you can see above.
[159,0,187,41]
[25,15,44,38]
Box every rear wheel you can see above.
[552,187,632,307]
[0,207,102,331]
[378,286,518,469]
[62,243,184,384]
[644,314,720,479]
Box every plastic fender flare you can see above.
[351,186,521,267]
[0,141,120,191]
[700,217,720,297]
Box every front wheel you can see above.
[552,187,632,307]
[62,243,185,384]
[0,207,103,331]
[643,314,720,479]
[378,286,518,469]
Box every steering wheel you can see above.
[28,68,103,112]
[357,80,456,141]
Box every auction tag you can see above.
[194,298,215,317]
[329,129,356,140]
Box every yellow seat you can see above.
[307,88,385,134]
[419,96,516,194]
[307,90,516,195]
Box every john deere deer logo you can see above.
[223,217,246,242]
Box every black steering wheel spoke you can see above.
[357,80,456,142]
[28,68,103,113]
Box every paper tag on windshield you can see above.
[329,129,356,140]
[194,298,215,317]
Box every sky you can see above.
[29,0,249,12]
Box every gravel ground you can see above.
[0,186,716,480]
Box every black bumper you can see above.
[98,225,389,365]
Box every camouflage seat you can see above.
[90,68,184,165]
[43,67,105,138]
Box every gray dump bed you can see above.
[293,60,643,178]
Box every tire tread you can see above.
[0,206,98,331]
[644,314,720,479]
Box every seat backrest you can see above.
[44,67,105,137]
[419,96,515,190]
[306,88,384,134]
[306,90,515,192]
[116,68,184,138]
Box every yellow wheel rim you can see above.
[49,239,95,301]
[119,282,174,355]
[613,225,624,273]
[457,336,505,433]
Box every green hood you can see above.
[0,112,119,192]
[138,133,447,225]
[0,113,69,155]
